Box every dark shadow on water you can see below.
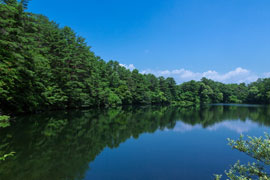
[0,105,270,180]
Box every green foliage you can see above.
[0,1,270,114]
[0,115,15,162]
[229,95,241,103]
[0,115,10,128]
[215,133,270,180]
[0,1,183,113]
[247,79,270,104]
[0,115,9,121]
[0,151,15,161]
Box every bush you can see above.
[215,133,270,180]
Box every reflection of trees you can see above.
[177,105,270,128]
[0,107,177,180]
[0,105,269,180]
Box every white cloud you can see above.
[165,120,259,134]
[264,72,270,78]
[207,120,258,134]
[120,64,136,71]
[165,122,201,133]
[141,67,259,84]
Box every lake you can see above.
[0,105,269,180]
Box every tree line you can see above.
[1,1,270,114]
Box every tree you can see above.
[0,115,15,161]
[199,83,214,105]
[1,0,270,115]
[215,133,270,180]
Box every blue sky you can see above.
[28,0,270,83]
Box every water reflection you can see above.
[206,120,259,134]
[0,105,269,180]
[172,120,259,134]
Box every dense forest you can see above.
[1,1,270,114]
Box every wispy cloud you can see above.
[165,122,201,133]
[264,72,270,78]
[118,63,268,84]
[119,64,136,71]
[165,120,259,134]
[207,120,258,134]
[141,67,260,84]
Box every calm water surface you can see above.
[0,105,270,180]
